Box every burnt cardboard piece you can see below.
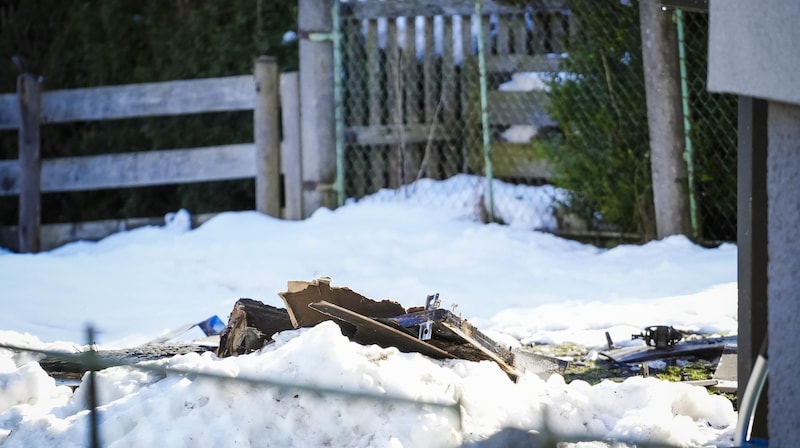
[279,277,564,382]
[278,277,406,328]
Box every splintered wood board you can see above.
[308,301,455,360]
[387,308,522,381]
[388,309,515,362]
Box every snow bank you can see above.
[0,323,735,447]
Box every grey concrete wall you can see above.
[767,101,800,445]
[708,0,800,105]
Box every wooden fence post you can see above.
[254,56,281,217]
[17,74,42,253]
[299,0,336,218]
[280,72,303,220]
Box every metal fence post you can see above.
[86,326,101,448]
[675,9,700,239]
[17,74,42,253]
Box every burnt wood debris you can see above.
[220,277,565,382]
[37,277,735,391]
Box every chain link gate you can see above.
[334,0,737,242]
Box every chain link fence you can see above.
[337,0,737,242]
[338,3,563,230]
[678,10,738,243]
[540,1,652,239]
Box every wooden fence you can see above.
[338,0,572,198]
[0,0,576,252]
[0,57,302,253]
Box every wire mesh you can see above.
[337,0,738,242]
[539,0,652,237]
[338,3,562,229]
[679,11,738,243]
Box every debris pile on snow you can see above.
[0,320,738,447]
[218,277,565,382]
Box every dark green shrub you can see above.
[544,0,655,239]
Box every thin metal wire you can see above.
[86,327,100,448]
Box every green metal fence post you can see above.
[675,8,699,238]
[332,0,345,207]
[475,0,495,222]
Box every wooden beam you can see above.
[17,74,42,253]
[366,18,385,192]
[280,72,303,220]
[480,141,552,180]
[386,18,401,188]
[1,76,254,131]
[299,0,336,217]
[0,144,256,195]
[41,76,253,125]
[345,124,449,146]
[487,90,555,127]
[254,56,281,218]
[309,301,457,360]
[0,213,217,252]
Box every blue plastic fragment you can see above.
[198,315,226,336]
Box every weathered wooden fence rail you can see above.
[0,56,301,253]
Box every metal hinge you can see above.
[418,293,441,341]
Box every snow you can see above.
[500,125,539,143]
[496,71,577,144]
[282,30,297,43]
[498,72,552,93]
[0,175,738,446]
